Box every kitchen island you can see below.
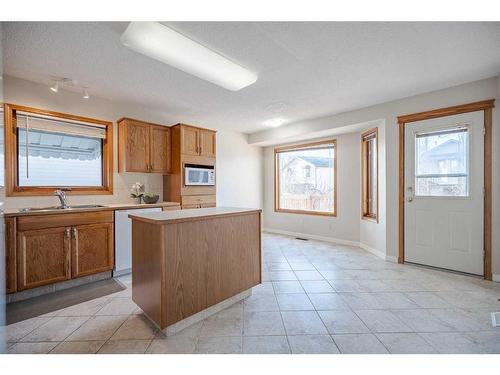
[129,207,262,334]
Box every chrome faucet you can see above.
[54,188,71,209]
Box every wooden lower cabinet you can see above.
[72,223,114,278]
[17,227,71,291]
[10,211,115,293]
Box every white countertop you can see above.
[128,206,261,224]
[3,201,181,217]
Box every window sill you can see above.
[7,186,113,197]
[275,208,337,217]
[362,215,378,223]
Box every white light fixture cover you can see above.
[263,118,286,128]
[121,22,258,91]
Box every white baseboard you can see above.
[385,255,399,263]
[493,274,500,283]
[358,243,384,259]
[263,228,398,263]
[263,228,359,247]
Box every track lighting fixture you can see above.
[50,80,59,93]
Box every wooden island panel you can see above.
[131,208,261,330]
[206,213,261,307]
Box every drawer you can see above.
[17,211,114,231]
[181,195,216,206]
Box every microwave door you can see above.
[187,168,210,186]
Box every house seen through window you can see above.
[275,140,336,215]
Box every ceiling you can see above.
[2,22,500,134]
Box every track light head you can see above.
[50,80,59,93]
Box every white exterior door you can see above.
[404,111,484,275]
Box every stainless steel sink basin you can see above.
[68,204,106,209]
[19,204,106,212]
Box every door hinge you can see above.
[483,127,486,136]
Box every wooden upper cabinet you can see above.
[178,124,216,157]
[180,126,200,156]
[150,125,171,173]
[71,222,114,278]
[118,118,171,173]
[17,226,71,291]
[120,119,150,172]
[199,129,216,158]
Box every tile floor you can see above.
[3,232,500,354]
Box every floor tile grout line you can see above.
[12,315,57,343]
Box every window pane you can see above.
[278,144,334,213]
[367,137,377,215]
[415,128,468,197]
[0,109,4,187]
[18,128,103,187]
[415,128,468,175]
[416,176,467,197]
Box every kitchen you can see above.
[1,18,500,361]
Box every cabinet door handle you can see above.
[72,228,78,238]
[65,228,70,238]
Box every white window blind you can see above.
[16,112,107,139]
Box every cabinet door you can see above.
[150,125,171,173]
[180,126,200,156]
[72,223,114,278]
[124,120,150,172]
[199,129,216,158]
[17,227,71,291]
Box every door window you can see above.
[414,127,469,197]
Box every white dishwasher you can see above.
[114,207,162,276]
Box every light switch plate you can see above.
[491,312,500,327]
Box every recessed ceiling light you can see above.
[120,22,258,91]
[265,102,292,114]
[50,80,59,93]
[263,118,286,128]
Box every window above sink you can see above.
[3,103,114,196]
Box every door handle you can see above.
[406,186,414,202]
[65,228,71,238]
[72,227,78,238]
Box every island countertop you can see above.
[128,206,262,224]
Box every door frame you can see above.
[397,99,495,280]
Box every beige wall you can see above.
[1,75,264,211]
[263,132,362,244]
[254,77,500,276]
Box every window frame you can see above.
[361,128,378,222]
[274,139,337,217]
[4,103,114,196]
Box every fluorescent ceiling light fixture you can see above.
[263,118,286,128]
[121,22,258,91]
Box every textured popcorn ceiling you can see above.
[3,22,500,134]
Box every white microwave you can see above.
[184,166,215,186]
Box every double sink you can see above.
[19,204,106,213]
